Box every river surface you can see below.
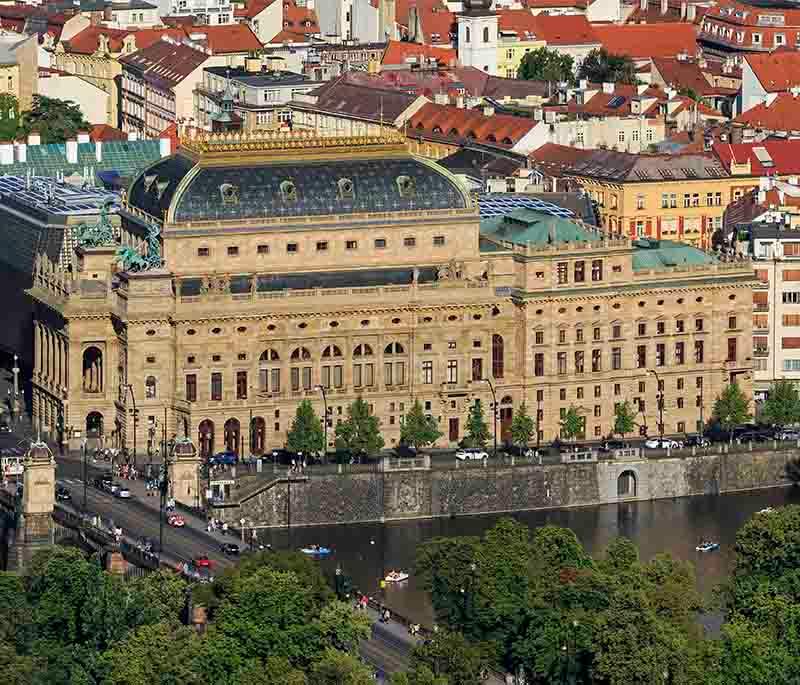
[258,487,800,625]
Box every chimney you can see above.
[77,130,90,144]
[15,141,26,163]
[433,92,449,105]
[602,82,614,94]
[0,141,13,165]
[660,0,667,14]
[456,95,465,108]
[66,138,78,165]
[95,140,102,162]
[127,130,139,142]
[687,4,696,21]
[159,136,171,157]
[27,131,40,146]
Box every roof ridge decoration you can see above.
[179,127,409,156]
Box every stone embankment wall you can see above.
[214,449,793,528]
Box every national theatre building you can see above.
[27,129,756,457]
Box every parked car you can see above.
[599,439,626,453]
[644,437,682,449]
[168,515,185,527]
[220,542,240,556]
[116,487,131,499]
[684,435,711,448]
[271,448,299,465]
[107,482,121,495]
[55,486,71,501]
[209,451,237,466]
[502,443,536,458]
[456,448,489,461]
[736,430,772,443]
[0,424,10,434]
[777,429,800,441]
[394,443,417,459]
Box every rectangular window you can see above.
[287,243,298,253]
[657,321,666,335]
[433,235,446,246]
[354,364,362,387]
[727,337,738,362]
[695,318,704,332]
[574,261,585,282]
[637,345,647,368]
[404,237,416,248]
[592,349,601,372]
[384,362,393,386]
[236,370,247,399]
[576,328,584,343]
[422,361,433,384]
[675,342,685,365]
[185,374,196,402]
[535,331,544,345]
[534,353,545,377]
[612,324,622,339]
[197,247,210,257]
[472,358,483,382]
[638,322,647,337]
[395,362,405,386]
[683,193,691,208]
[374,238,387,249]
[575,351,585,374]
[211,372,222,401]
[695,340,704,363]
[291,367,300,391]
[728,315,737,330]
[592,260,603,282]
[636,194,645,210]
[594,385,601,398]
[661,193,669,209]
[257,244,269,254]
[316,241,329,251]
[656,343,665,367]
[334,365,343,388]
[447,360,458,384]
[557,352,567,375]
[594,405,602,418]
[271,368,280,393]
[364,363,374,387]
[322,366,331,389]
[557,262,568,284]
[612,347,622,370]
[560,389,567,401]
[676,319,685,333]
[577,387,584,399]
[302,367,312,390]
[614,383,621,396]
[593,327,601,341]
[346,240,358,250]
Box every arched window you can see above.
[259,348,281,393]
[384,342,405,355]
[224,417,240,455]
[449,128,459,136]
[145,375,157,399]
[322,345,342,358]
[82,346,103,393]
[198,419,214,458]
[492,334,504,378]
[290,347,311,361]
[486,134,497,142]
[501,137,513,145]
[483,26,490,42]
[465,26,470,42]
[353,344,374,357]
[251,416,266,455]
[86,411,103,437]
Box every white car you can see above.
[456,448,489,461]
[644,437,681,449]
[116,487,131,499]
[778,430,800,441]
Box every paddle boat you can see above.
[695,541,720,552]
[384,570,409,583]
[300,545,331,556]
[757,507,775,514]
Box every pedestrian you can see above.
[222,521,228,536]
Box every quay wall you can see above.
[214,449,793,528]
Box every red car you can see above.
[168,515,185,527]
[194,555,212,568]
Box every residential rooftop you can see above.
[204,65,311,87]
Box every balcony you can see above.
[753,304,770,312]
[754,347,770,358]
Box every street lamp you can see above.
[648,369,664,440]
[123,383,138,469]
[479,378,498,457]
[314,384,328,463]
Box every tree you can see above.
[18,95,90,144]
[517,47,574,86]
[509,402,535,448]
[578,49,637,85]
[401,399,442,449]
[334,397,384,458]
[713,383,750,442]
[309,649,374,685]
[464,400,490,448]
[410,630,489,685]
[613,401,636,440]
[314,601,371,654]
[760,379,800,428]
[560,406,584,441]
[286,399,325,457]
[0,93,19,141]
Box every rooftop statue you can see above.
[76,199,116,248]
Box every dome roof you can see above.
[127,131,470,224]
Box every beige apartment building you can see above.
[28,129,755,457]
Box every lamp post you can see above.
[12,353,19,421]
[648,369,664,440]
[480,378,498,457]
[314,384,328,463]
[537,393,543,451]
[158,406,168,561]
[124,383,138,469]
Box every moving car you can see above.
[220,542,240,556]
[644,437,682,449]
[455,448,489,461]
[777,429,800,441]
[683,435,710,448]
[116,487,131,499]
[168,514,185,527]
[0,424,10,433]
[55,485,71,501]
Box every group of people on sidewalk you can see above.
[206,518,229,535]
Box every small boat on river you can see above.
[301,545,331,556]
[696,541,719,552]
[385,570,410,583]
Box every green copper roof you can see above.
[480,208,599,246]
[631,238,717,271]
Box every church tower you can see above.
[456,0,498,76]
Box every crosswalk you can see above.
[60,479,84,486]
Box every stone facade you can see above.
[216,448,794,528]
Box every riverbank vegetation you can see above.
[410,509,800,684]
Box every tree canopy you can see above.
[286,399,325,456]
[464,400,491,449]
[613,401,637,439]
[401,399,442,450]
[18,96,90,145]
[759,380,800,428]
[334,396,384,457]
[517,47,574,85]
[578,49,638,85]
[560,406,585,441]
[510,402,535,448]
[713,383,750,439]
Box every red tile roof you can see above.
[592,22,698,59]
[89,124,128,142]
[531,14,599,45]
[382,40,456,66]
[744,52,800,93]
[414,0,456,44]
[281,0,319,34]
[524,0,587,8]
[652,57,717,96]
[733,92,800,132]
[184,23,263,53]
[409,102,536,145]
[713,140,800,176]
[497,9,539,36]
[529,143,595,176]
[63,26,187,54]
[119,39,209,88]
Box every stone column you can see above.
[34,322,41,379]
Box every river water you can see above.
[260,487,800,625]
